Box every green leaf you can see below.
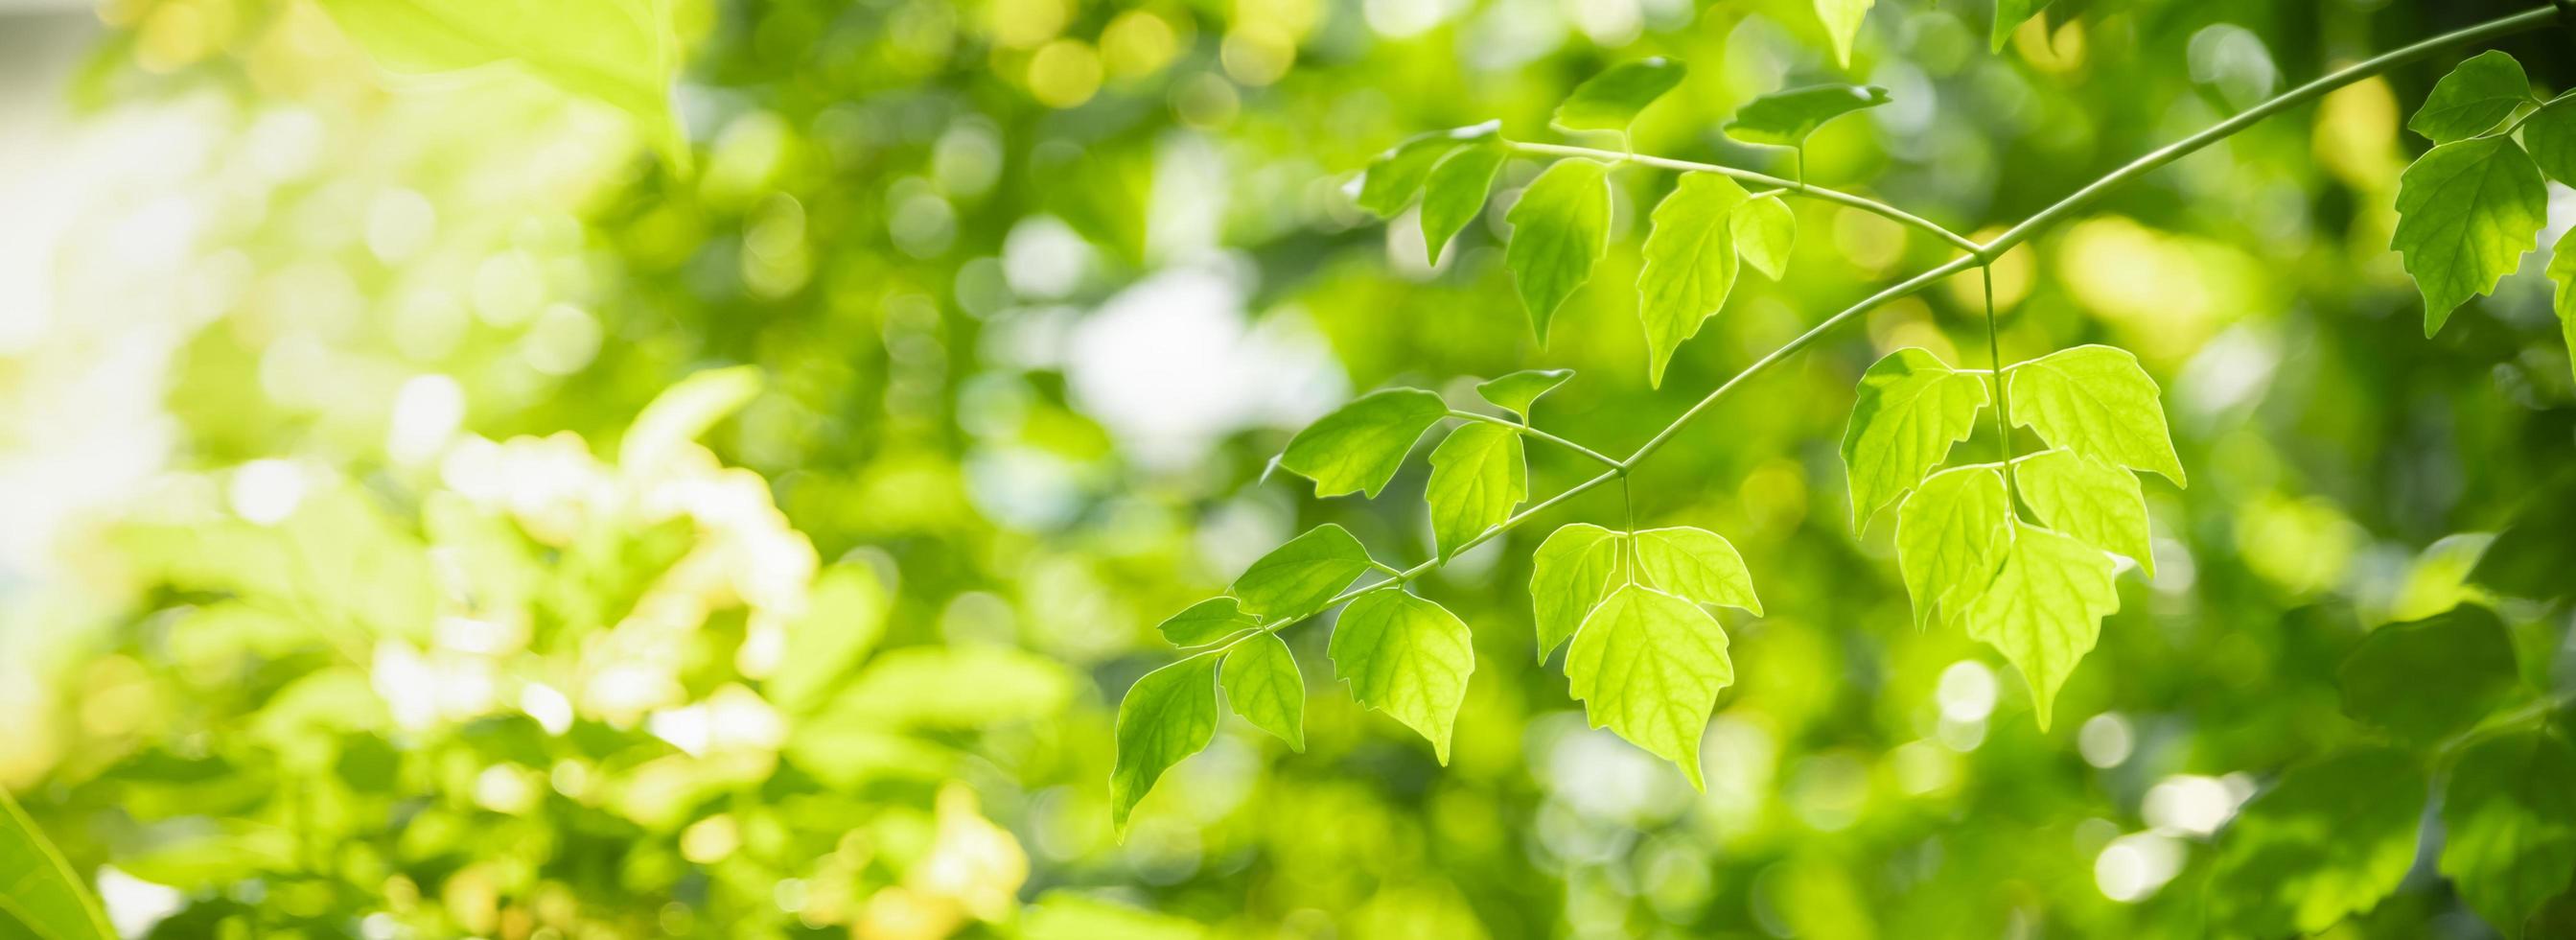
[2522,98,2576,185]
[1991,0,2052,51]
[1278,388,1449,498]
[1506,159,1614,343]
[622,364,763,468]
[1550,58,1687,133]
[1331,589,1476,763]
[2005,344,2187,485]
[1724,84,1892,149]
[1426,423,1528,562]
[1637,173,1751,387]
[2441,727,2576,933]
[2209,748,2427,936]
[1530,523,1628,662]
[1812,0,1874,68]
[2337,605,2520,745]
[1731,195,1797,280]
[2408,51,2530,143]
[2011,449,2153,576]
[1109,654,1221,832]
[765,565,890,715]
[1631,527,1762,616]
[1895,465,2012,631]
[1841,347,1991,526]
[2549,227,2576,388]
[314,0,688,169]
[1474,368,1573,417]
[1158,597,1259,646]
[2394,136,2546,335]
[1566,584,1734,788]
[0,789,113,940]
[1232,525,1376,623]
[1222,633,1308,751]
[1961,523,2118,729]
[1354,122,1497,218]
[1421,141,1507,265]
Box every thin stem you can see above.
[1981,264,2018,500]
[1505,140,1984,254]
[1449,410,1622,468]
[1620,474,1639,585]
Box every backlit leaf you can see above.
[1566,584,1733,788]
[1813,0,1874,67]
[1426,423,1528,562]
[2394,136,2545,335]
[2005,344,2186,485]
[2337,605,2519,744]
[1232,525,1375,623]
[1731,195,1797,280]
[1724,84,1892,149]
[1550,58,1687,133]
[1530,523,1627,661]
[1421,141,1506,264]
[1961,524,2118,729]
[1630,527,1761,615]
[2441,727,2576,932]
[2549,227,2576,387]
[1474,368,1573,417]
[2408,51,2529,143]
[0,789,111,939]
[766,565,891,715]
[1109,654,1220,832]
[1506,159,1613,343]
[2522,98,2576,185]
[1158,597,1259,646]
[2012,449,2153,576]
[1637,173,1751,387]
[1842,347,1990,526]
[2209,748,2426,935]
[1222,633,1308,751]
[1991,0,2053,52]
[1331,589,1475,763]
[1895,465,2011,630]
[1278,388,1448,498]
[1354,122,1497,217]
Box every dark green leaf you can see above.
[1550,58,1686,133]
[2209,748,2427,935]
[1278,388,1448,498]
[1232,525,1375,622]
[2441,727,2576,932]
[2522,98,2576,185]
[2338,605,2519,744]
[2408,51,2529,143]
[1724,84,1892,149]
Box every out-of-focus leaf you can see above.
[2209,748,2426,936]
[2441,727,2576,933]
[1426,423,1527,562]
[2013,449,2153,576]
[1637,172,1749,387]
[1962,524,2118,729]
[1023,891,1207,940]
[1992,0,2053,51]
[1110,654,1220,833]
[818,646,1075,729]
[620,365,763,469]
[2005,344,2186,485]
[1843,347,1990,526]
[766,565,890,715]
[2338,605,2520,744]
[2472,473,2576,599]
[1330,589,1474,763]
[1278,388,1448,499]
[1896,466,2011,631]
[1221,633,1306,750]
[1506,159,1613,343]
[2394,136,2545,335]
[0,789,112,940]
[1550,58,1686,133]
[1566,584,1732,788]
[1724,84,1891,149]
[1474,369,1572,418]
[1813,0,1873,67]
[1231,525,1375,623]
[2407,51,2528,143]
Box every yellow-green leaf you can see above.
[1110,653,1220,832]
[1731,195,1797,280]
[1842,347,1991,527]
[0,789,111,940]
[1421,141,1506,264]
[2547,227,2576,387]
[2394,136,2545,335]
[1637,173,1751,387]
[765,564,890,715]
[1474,368,1573,418]
[2005,344,2186,486]
[1506,159,1613,343]
[1961,524,2119,729]
[1630,527,1761,616]
[1354,122,1497,218]
[1566,584,1734,788]
[2521,98,2576,185]
[1331,589,1475,763]
[2408,51,2529,143]
[1991,0,2052,52]
[1426,423,1527,562]
[1530,523,1627,662]
[1232,525,1376,623]
[1895,465,2011,631]
[2012,449,2153,576]
[1222,633,1307,751]
[1551,58,1687,133]
[1157,597,1259,646]
[1278,388,1448,498]
[1724,84,1891,149]
[1813,0,1874,68]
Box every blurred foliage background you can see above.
[2,0,2574,936]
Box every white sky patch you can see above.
[1064,266,1344,470]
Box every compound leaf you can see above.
[1895,465,2012,631]
[1724,84,1891,149]
[2441,727,2576,933]
[1551,58,1687,133]
[1961,523,2118,729]
[1158,597,1258,647]
[1232,525,1375,623]
[1222,633,1308,751]
[2005,344,2186,486]
[1842,347,1991,526]
[1110,653,1220,832]
[1331,589,1475,763]
[1631,527,1762,615]
[2013,449,2153,576]
[2394,136,2545,335]
[1474,368,1573,417]
[1278,388,1448,498]
[1637,173,1751,387]
[1566,584,1734,788]
[1531,523,1627,661]
[1426,423,1528,562]
[2408,51,2529,143]
[1506,159,1614,343]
